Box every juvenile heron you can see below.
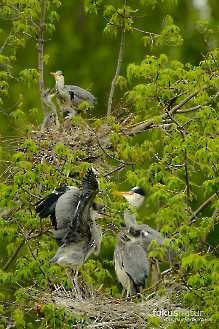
[41,88,60,130]
[50,70,96,118]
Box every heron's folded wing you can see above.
[65,85,96,105]
[123,241,149,287]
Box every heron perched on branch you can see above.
[50,70,96,118]
[113,186,176,294]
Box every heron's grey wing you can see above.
[52,169,99,267]
[35,185,71,228]
[65,85,96,105]
[113,240,132,294]
[123,241,149,288]
[131,224,177,263]
[63,168,99,244]
[55,187,81,230]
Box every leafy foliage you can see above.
[0,0,219,328]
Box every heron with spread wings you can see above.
[35,169,102,296]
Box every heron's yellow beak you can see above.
[113,191,133,197]
[50,72,57,79]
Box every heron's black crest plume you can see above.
[131,186,145,196]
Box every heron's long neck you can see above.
[56,77,65,92]
[124,209,137,229]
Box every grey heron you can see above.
[35,183,102,246]
[36,169,102,297]
[114,229,150,298]
[41,88,60,130]
[113,187,176,288]
[50,70,96,118]
[51,169,101,296]
[112,187,150,297]
[113,187,175,260]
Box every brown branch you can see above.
[122,118,154,135]
[168,90,199,116]
[177,105,202,113]
[0,31,11,54]
[2,228,50,271]
[122,90,200,136]
[37,0,48,118]
[3,240,25,271]
[132,27,159,37]
[165,110,191,202]
[107,29,125,117]
[103,163,126,177]
[190,192,218,223]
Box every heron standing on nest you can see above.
[114,228,150,298]
[38,169,102,298]
[113,187,176,295]
[113,187,150,297]
[35,169,102,297]
[50,70,96,118]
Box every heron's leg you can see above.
[64,269,82,300]
[54,110,60,128]
[151,259,161,285]
[72,269,82,300]
[121,288,126,298]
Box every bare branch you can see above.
[37,0,48,118]
[0,31,11,54]
[190,192,218,223]
[165,110,191,202]
[168,90,199,116]
[103,163,126,177]
[132,27,159,37]
[107,30,125,117]
[122,90,200,136]
[177,105,202,113]
[3,239,26,271]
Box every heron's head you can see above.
[50,70,64,83]
[113,186,145,208]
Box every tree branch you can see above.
[132,27,159,37]
[2,228,50,271]
[190,192,218,223]
[122,90,200,136]
[168,90,199,116]
[107,30,125,117]
[165,110,191,202]
[37,0,48,118]
[3,240,25,271]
